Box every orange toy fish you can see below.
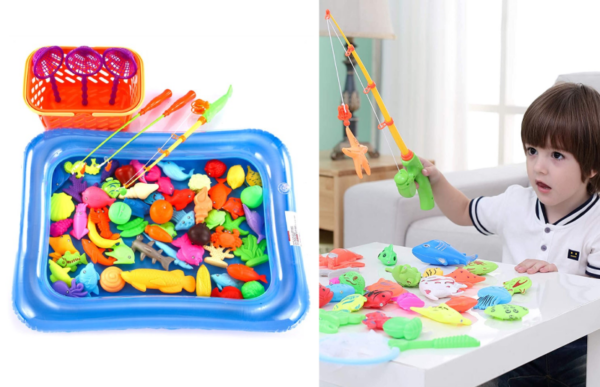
[364,278,405,297]
[227,263,267,283]
[446,296,478,313]
[208,178,232,210]
[444,268,486,288]
[90,206,120,240]
[164,189,195,211]
[145,224,173,243]
[81,238,117,266]
[194,187,213,224]
[222,197,244,219]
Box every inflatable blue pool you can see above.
[13,128,308,332]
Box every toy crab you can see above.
[210,226,242,251]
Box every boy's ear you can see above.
[590,170,598,179]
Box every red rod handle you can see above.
[163,90,196,117]
[139,89,172,116]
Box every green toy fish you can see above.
[339,271,366,294]
[485,304,529,320]
[386,264,421,287]
[503,276,532,295]
[101,178,126,199]
[378,244,397,266]
[332,294,367,312]
[319,310,365,334]
[465,260,499,275]
[106,242,135,264]
[48,260,72,286]
[56,251,89,272]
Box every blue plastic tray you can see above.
[13,129,308,332]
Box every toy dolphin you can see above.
[243,204,265,243]
[412,240,477,266]
[211,273,244,290]
[105,242,135,264]
[121,269,195,293]
[75,263,100,296]
[70,203,89,240]
[157,161,195,181]
[326,284,356,302]
[48,260,72,286]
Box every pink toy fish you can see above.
[50,219,73,237]
[70,203,89,240]
[156,176,174,195]
[129,160,148,183]
[145,165,161,182]
[171,233,204,266]
[82,186,116,209]
[329,278,340,285]
[392,292,425,311]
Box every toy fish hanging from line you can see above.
[412,240,477,266]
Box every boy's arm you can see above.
[419,158,473,227]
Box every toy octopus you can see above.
[194,187,212,224]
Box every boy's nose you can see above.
[533,158,548,174]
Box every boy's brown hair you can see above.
[522,82,600,195]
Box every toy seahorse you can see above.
[194,187,213,224]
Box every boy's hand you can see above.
[515,259,558,274]
[415,157,442,189]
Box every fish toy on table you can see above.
[320,284,334,308]
[474,286,512,310]
[386,264,421,287]
[320,310,366,334]
[411,304,472,326]
[363,290,394,309]
[362,311,391,330]
[503,276,532,295]
[412,240,477,266]
[327,284,355,302]
[332,294,367,312]
[419,275,468,301]
[339,271,366,294]
[382,317,422,340]
[377,244,397,266]
[465,260,498,275]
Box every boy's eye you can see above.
[552,152,564,160]
[526,147,537,156]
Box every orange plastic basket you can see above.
[23,46,145,130]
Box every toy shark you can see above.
[144,234,192,270]
[412,240,477,266]
[131,235,174,271]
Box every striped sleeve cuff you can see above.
[469,197,493,236]
[586,263,600,279]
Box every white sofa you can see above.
[344,162,529,262]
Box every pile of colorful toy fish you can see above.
[48,156,268,299]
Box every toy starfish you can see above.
[223,213,249,235]
[342,127,371,178]
[203,245,235,268]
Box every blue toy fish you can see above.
[75,263,100,296]
[124,198,150,219]
[412,240,477,266]
[52,165,71,193]
[144,192,165,205]
[327,284,356,302]
[211,273,244,290]
[474,286,512,310]
[144,234,192,270]
[172,210,195,231]
[157,161,195,181]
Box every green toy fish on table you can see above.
[319,310,365,334]
[465,260,499,275]
[485,304,529,320]
[55,251,88,272]
[339,271,366,294]
[503,276,532,295]
[386,264,421,287]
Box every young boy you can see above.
[420,82,600,386]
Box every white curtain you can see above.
[379,0,468,172]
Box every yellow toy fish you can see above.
[332,294,368,312]
[121,269,196,293]
[49,234,79,260]
[88,218,122,249]
[85,159,101,175]
[246,166,262,187]
[410,303,472,326]
[423,267,443,277]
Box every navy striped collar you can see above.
[535,193,599,226]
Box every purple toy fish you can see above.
[70,203,89,240]
[63,175,88,203]
[52,279,88,297]
[171,233,204,266]
[156,176,174,195]
[50,219,73,237]
[130,160,148,184]
[392,292,425,311]
[100,160,119,181]
[243,204,265,243]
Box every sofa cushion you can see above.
[405,216,503,262]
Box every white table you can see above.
[319,243,600,387]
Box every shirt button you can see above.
[541,245,547,251]
[545,227,551,233]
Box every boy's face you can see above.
[525,142,591,209]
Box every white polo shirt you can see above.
[469,185,600,278]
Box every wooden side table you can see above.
[319,150,400,248]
